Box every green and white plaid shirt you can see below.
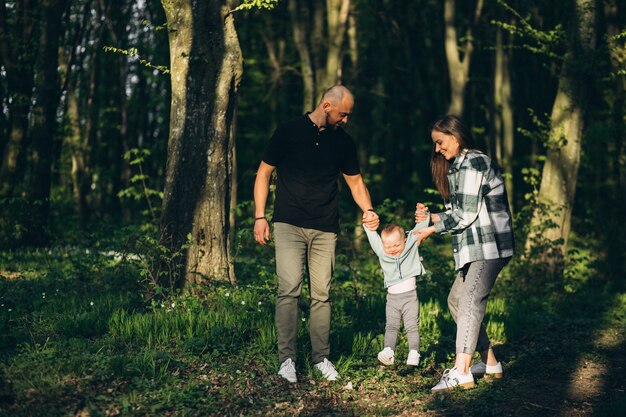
[433,149,515,270]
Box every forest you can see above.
[0,0,624,416]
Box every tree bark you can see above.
[0,0,37,196]
[289,0,315,111]
[25,0,68,244]
[527,0,596,262]
[160,0,242,288]
[493,25,515,212]
[443,0,483,116]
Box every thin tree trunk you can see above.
[443,0,483,116]
[322,0,350,90]
[527,0,596,264]
[289,0,315,111]
[0,0,36,196]
[160,0,242,289]
[25,0,68,244]
[493,26,515,212]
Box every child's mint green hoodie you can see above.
[363,217,430,289]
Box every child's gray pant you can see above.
[384,289,420,351]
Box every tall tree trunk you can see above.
[160,0,242,289]
[0,0,36,196]
[290,0,349,109]
[320,0,350,92]
[443,0,483,116]
[25,0,68,244]
[493,25,515,212]
[289,0,315,111]
[527,0,597,263]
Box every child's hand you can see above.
[412,226,435,246]
[362,210,379,231]
[415,203,429,223]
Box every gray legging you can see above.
[447,257,511,354]
[384,289,420,352]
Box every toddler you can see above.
[363,215,430,366]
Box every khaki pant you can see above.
[273,222,337,364]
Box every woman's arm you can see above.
[434,165,486,234]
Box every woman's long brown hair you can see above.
[430,115,475,200]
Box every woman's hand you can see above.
[415,203,430,223]
[412,225,435,246]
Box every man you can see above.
[253,85,379,383]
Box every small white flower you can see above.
[42,295,46,299]
[257,309,261,312]
[42,292,46,296]
[241,301,245,305]
[0,304,3,307]
[225,292,230,297]
[258,301,262,306]
[161,304,165,308]
[171,302,176,308]
[301,317,306,322]
[90,301,94,306]
[8,308,11,312]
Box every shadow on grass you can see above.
[422,277,626,416]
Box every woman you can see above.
[414,115,515,392]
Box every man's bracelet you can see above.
[255,216,266,221]
[367,208,375,212]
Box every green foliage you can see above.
[492,0,565,60]
[118,148,163,223]
[231,0,280,13]
[103,46,170,74]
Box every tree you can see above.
[24,0,70,243]
[443,0,484,116]
[528,0,597,264]
[289,0,350,111]
[159,0,243,289]
[0,0,38,196]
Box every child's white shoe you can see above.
[377,347,395,365]
[406,350,420,366]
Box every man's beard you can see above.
[326,114,341,130]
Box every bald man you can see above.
[253,86,379,383]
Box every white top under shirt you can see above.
[387,276,416,294]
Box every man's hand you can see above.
[412,225,435,246]
[362,210,379,231]
[254,218,271,245]
[415,203,430,223]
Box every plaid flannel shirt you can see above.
[433,149,515,270]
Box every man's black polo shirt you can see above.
[262,114,361,233]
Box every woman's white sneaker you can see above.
[470,360,503,379]
[278,358,297,383]
[377,347,395,366]
[431,367,475,392]
[406,350,420,366]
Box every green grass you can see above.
[0,240,624,416]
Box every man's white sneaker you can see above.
[278,358,297,383]
[431,367,475,392]
[470,360,503,379]
[406,350,420,366]
[314,358,339,381]
[377,347,395,366]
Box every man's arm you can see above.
[342,173,379,230]
[253,161,276,245]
